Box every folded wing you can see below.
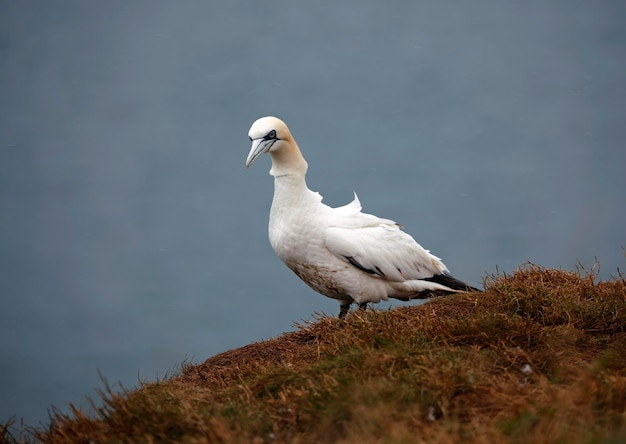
[325,222,448,282]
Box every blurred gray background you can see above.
[1,0,624,425]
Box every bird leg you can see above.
[339,302,368,319]
[339,303,351,319]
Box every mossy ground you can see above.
[3,264,626,443]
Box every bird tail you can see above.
[423,272,481,292]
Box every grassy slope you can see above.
[4,265,626,443]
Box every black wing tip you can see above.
[423,272,482,292]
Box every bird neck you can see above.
[270,142,318,205]
[269,139,318,207]
[271,172,321,214]
[269,140,308,178]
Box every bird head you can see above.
[246,116,291,168]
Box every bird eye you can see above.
[267,130,277,139]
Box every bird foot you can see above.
[338,302,369,319]
[338,304,351,319]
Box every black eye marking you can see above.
[265,129,277,140]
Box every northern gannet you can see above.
[246,116,480,318]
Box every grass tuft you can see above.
[3,264,626,443]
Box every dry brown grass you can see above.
[3,264,626,443]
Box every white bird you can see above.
[246,116,480,318]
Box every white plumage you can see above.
[246,116,479,318]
